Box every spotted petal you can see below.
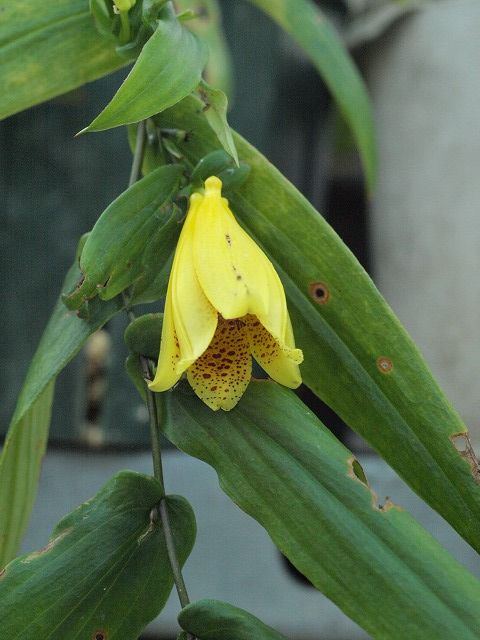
[187,315,251,410]
[245,315,302,389]
[148,284,182,392]
[193,176,271,321]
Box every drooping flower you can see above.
[148,175,303,410]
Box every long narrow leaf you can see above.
[0,0,125,121]
[0,382,54,568]
[0,266,121,564]
[246,0,377,191]
[163,382,480,640]
[153,95,480,552]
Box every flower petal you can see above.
[187,315,251,410]
[171,195,218,371]
[148,285,182,392]
[193,176,271,320]
[245,315,303,389]
[255,257,289,343]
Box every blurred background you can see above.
[1,0,480,637]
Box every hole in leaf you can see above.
[450,432,480,482]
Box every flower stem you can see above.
[125,121,194,635]
[118,10,131,45]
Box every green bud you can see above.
[114,0,136,11]
[217,162,251,190]
[191,149,234,186]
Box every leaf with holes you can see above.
[152,94,480,554]
[163,382,480,639]
[0,471,196,639]
[178,599,288,639]
[83,4,207,132]
[246,0,377,191]
[62,164,183,309]
[0,0,127,122]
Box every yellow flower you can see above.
[148,176,303,410]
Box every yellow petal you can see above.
[255,257,289,343]
[187,315,251,410]
[170,195,218,371]
[193,176,271,320]
[245,314,303,389]
[148,284,182,392]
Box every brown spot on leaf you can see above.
[376,356,393,374]
[309,281,330,304]
[21,528,72,563]
[93,630,107,640]
[451,432,480,482]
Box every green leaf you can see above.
[174,0,234,97]
[0,0,126,122]
[152,94,480,554]
[197,81,239,164]
[83,4,207,132]
[163,382,480,640]
[246,0,377,191]
[0,382,54,568]
[0,471,196,639]
[179,599,287,639]
[0,264,122,564]
[63,164,183,308]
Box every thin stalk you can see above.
[118,10,131,45]
[129,120,146,186]
[160,489,192,608]
[125,121,194,637]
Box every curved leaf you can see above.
[84,4,207,132]
[0,0,126,121]
[163,382,480,640]
[0,471,196,639]
[179,599,287,639]
[246,0,377,191]
[174,0,234,97]
[152,95,480,553]
[0,264,122,564]
[198,81,239,164]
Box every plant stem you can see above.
[125,121,194,636]
[129,120,146,186]
[160,496,192,608]
[119,10,131,45]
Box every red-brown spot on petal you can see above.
[309,281,330,304]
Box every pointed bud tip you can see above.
[204,175,223,197]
